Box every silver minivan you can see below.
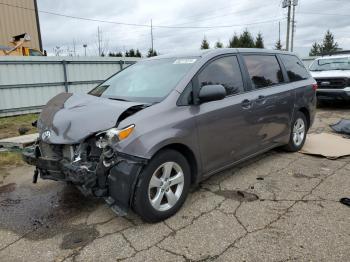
[23,48,317,222]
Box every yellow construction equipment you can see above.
[0,33,43,56]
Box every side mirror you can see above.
[198,84,226,103]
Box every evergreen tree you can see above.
[309,42,320,56]
[135,49,142,57]
[255,33,264,48]
[108,52,123,57]
[239,30,255,48]
[129,49,136,57]
[274,40,283,50]
[320,30,338,54]
[125,51,130,57]
[228,34,240,48]
[200,37,210,49]
[215,41,223,48]
[147,48,157,57]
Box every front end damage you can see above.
[22,92,150,215]
[23,136,147,215]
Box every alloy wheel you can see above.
[148,161,184,212]
[293,118,305,146]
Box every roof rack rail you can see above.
[321,50,350,56]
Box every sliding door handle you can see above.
[241,99,252,109]
[255,95,266,104]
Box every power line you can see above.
[153,18,285,40]
[164,17,285,29]
[155,0,283,30]
[0,2,150,28]
[159,6,256,27]
[298,11,350,17]
[0,2,285,29]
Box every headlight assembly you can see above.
[96,124,135,148]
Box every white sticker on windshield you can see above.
[173,59,197,64]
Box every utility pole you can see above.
[282,0,292,51]
[291,0,298,52]
[150,19,154,52]
[97,27,102,56]
[278,21,281,43]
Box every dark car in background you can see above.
[23,48,316,222]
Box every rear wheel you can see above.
[133,149,191,222]
[284,111,307,152]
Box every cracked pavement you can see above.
[0,106,350,262]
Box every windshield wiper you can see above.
[108,97,130,102]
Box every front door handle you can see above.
[241,99,252,109]
[255,95,266,104]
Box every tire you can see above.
[283,111,308,152]
[133,149,191,222]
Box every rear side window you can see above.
[243,55,284,89]
[198,56,244,96]
[280,54,310,81]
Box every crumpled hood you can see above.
[37,93,144,144]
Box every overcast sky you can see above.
[37,0,350,57]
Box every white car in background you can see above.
[309,54,350,103]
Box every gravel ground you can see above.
[0,105,349,262]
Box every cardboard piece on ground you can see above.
[300,133,350,159]
[0,133,38,149]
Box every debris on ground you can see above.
[18,126,30,135]
[0,133,38,149]
[215,190,259,202]
[330,119,350,135]
[0,113,38,139]
[300,133,350,159]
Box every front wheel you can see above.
[133,149,191,222]
[284,111,308,152]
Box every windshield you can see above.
[309,57,350,71]
[89,57,198,103]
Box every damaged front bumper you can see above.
[22,145,147,216]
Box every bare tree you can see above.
[96,27,110,56]
[54,46,63,56]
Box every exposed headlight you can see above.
[96,124,135,148]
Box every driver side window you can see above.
[197,56,244,96]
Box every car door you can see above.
[241,54,295,150]
[194,55,261,175]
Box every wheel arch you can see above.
[151,143,199,185]
[298,107,310,129]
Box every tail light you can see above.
[312,83,318,91]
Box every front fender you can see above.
[117,127,200,159]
